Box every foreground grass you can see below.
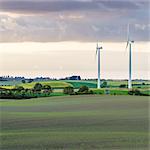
[0,95,149,150]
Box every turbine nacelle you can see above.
[126,40,134,50]
[96,43,103,50]
[96,43,102,55]
[97,47,102,51]
[128,40,134,44]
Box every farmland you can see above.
[0,81,73,89]
[0,95,149,150]
[0,80,150,89]
[0,80,149,99]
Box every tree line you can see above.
[0,83,52,99]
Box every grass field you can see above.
[0,81,22,86]
[0,81,73,89]
[65,80,97,88]
[19,81,73,89]
[0,95,149,150]
[0,80,149,90]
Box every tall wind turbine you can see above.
[96,43,102,89]
[126,24,134,89]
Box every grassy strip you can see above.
[92,89,128,95]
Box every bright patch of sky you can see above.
[0,42,149,79]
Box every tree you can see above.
[128,89,141,95]
[134,89,141,95]
[21,80,26,84]
[42,85,53,93]
[33,83,43,92]
[119,84,127,88]
[78,85,89,93]
[63,86,74,95]
[101,81,107,88]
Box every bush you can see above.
[33,83,43,92]
[77,86,94,95]
[63,87,74,95]
[101,81,107,88]
[0,90,37,99]
[105,89,110,95]
[78,86,89,93]
[128,89,149,96]
[128,89,141,96]
[22,80,26,83]
[89,90,94,94]
[119,84,127,88]
[42,85,53,93]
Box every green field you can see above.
[19,81,73,89]
[0,81,73,89]
[65,80,97,88]
[0,95,149,150]
[0,80,149,90]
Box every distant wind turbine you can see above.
[96,43,102,89]
[126,24,134,89]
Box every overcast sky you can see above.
[0,0,149,79]
[0,0,149,42]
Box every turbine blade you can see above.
[127,23,130,41]
[96,42,98,55]
[125,41,129,50]
[95,43,98,59]
[125,24,130,52]
[95,46,98,59]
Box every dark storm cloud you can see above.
[0,0,146,14]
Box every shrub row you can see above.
[63,86,94,95]
[0,83,53,99]
[128,89,150,96]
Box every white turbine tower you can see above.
[126,24,134,89]
[96,43,102,89]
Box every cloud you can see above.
[0,1,96,14]
[135,24,150,30]
[0,0,149,42]
[0,0,147,14]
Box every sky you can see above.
[0,0,149,79]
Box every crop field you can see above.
[0,81,73,89]
[19,81,73,89]
[0,95,149,150]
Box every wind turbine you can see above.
[96,43,102,89]
[126,24,134,89]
